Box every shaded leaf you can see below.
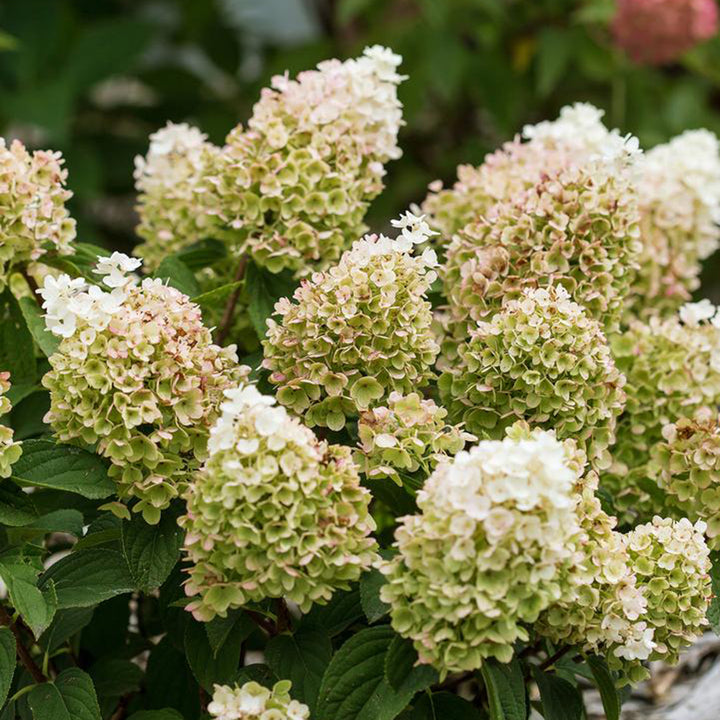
[533,667,584,720]
[17,296,59,357]
[481,658,526,720]
[28,667,101,720]
[0,627,16,708]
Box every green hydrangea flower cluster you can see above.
[208,680,309,720]
[134,122,221,269]
[202,46,404,276]
[623,516,712,665]
[0,372,22,478]
[607,301,720,518]
[353,391,475,485]
[0,138,76,290]
[181,384,377,620]
[649,409,720,547]
[379,427,583,676]
[39,253,246,524]
[439,286,626,469]
[262,213,439,430]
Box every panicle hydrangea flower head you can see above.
[627,130,720,318]
[379,425,583,676]
[612,0,718,66]
[133,122,222,269]
[439,286,626,469]
[204,46,405,276]
[422,102,640,243]
[0,138,75,290]
[208,680,309,720]
[441,156,641,337]
[262,213,440,430]
[0,372,22,478]
[181,384,377,620]
[623,516,711,665]
[606,300,720,519]
[353,391,475,485]
[39,252,247,523]
[649,408,720,547]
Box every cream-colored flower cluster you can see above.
[39,252,245,523]
[262,213,439,430]
[0,372,22,478]
[181,384,377,620]
[134,122,221,269]
[379,427,583,675]
[208,681,309,720]
[440,286,625,469]
[354,391,475,486]
[0,138,76,289]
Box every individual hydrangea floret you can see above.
[649,408,720,547]
[262,213,440,430]
[353,391,475,486]
[0,372,22,478]
[627,130,720,319]
[379,426,582,676]
[439,286,626,469]
[39,252,246,523]
[0,138,76,290]
[134,122,222,269]
[422,103,640,243]
[181,384,377,620]
[208,680,309,720]
[205,46,405,275]
[624,516,712,665]
[607,301,720,519]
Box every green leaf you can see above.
[174,239,227,271]
[384,636,437,693]
[245,261,297,337]
[204,611,254,658]
[192,281,243,314]
[303,588,364,637]
[0,561,57,637]
[360,567,390,624]
[184,619,244,691]
[28,667,101,720]
[40,607,94,652]
[587,656,620,720]
[316,625,430,720]
[411,692,484,719]
[128,712,184,720]
[9,509,84,538]
[0,484,38,527]
[480,658,526,720]
[536,28,573,97]
[533,667,584,720]
[39,548,134,608]
[0,290,36,386]
[11,440,114,499]
[234,663,278,688]
[153,256,199,298]
[265,625,333,713]
[17,296,60,357]
[89,658,143,699]
[708,553,720,634]
[0,626,16,708]
[120,510,184,592]
[145,637,199,718]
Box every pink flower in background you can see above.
[612,0,718,65]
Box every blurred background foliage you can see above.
[2,0,720,291]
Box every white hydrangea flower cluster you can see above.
[182,384,377,620]
[208,681,309,720]
[0,372,22,478]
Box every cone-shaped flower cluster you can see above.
[203,46,404,275]
[0,138,76,290]
[181,384,377,620]
[134,122,221,269]
[612,0,718,66]
[650,408,720,547]
[354,391,475,485]
[623,517,711,665]
[0,372,22,478]
[208,680,309,720]
[440,286,626,469]
[262,213,439,430]
[607,300,720,518]
[379,427,583,675]
[627,130,720,318]
[39,253,245,523]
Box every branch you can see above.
[275,599,291,634]
[244,609,276,636]
[216,255,248,346]
[0,606,46,684]
[538,645,572,672]
[20,269,42,308]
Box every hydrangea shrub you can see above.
[0,47,719,720]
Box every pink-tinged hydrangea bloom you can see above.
[181,384,376,619]
[0,372,22,478]
[0,138,76,290]
[39,252,247,523]
[613,0,718,66]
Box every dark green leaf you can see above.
[12,440,114,499]
[17,296,60,357]
[153,256,199,298]
[174,239,227,271]
[384,636,437,693]
[360,567,390,624]
[481,658,526,720]
[234,663,278,689]
[8,509,84,539]
[410,692,485,719]
[128,712,184,720]
[0,626,16,708]
[204,611,254,658]
[0,484,38,527]
[0,561,57,637]
[28,668,101,720]
[536,28,573,96]
[587,656,620,720]
[145,637,200,718]
[303,588,364,637]
[40,607,94,652]
[89,658,143,699]
[533,667,584,720]
[184,619,244,691]
[245,261,296,337]
[0,290,36,387]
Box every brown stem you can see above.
[244,609,276,636]
[538,645,572,672]
[110,695,131,720]
[275,599,291,635]
[0,606,46,684]
[216,256,248,346]
[20,269,42,307]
